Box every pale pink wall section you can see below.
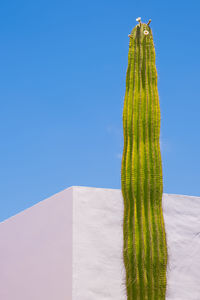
[0,187,73,300]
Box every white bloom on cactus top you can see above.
[136,17,141,22]
[144,30,149,35]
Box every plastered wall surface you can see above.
[72,187,125,300]
[163,194,200,300]
[0,187,73,300]
[72,187,200,300]
[0,186,200,300]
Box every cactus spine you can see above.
[121,20,167,300]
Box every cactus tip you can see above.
[136,17,141,23]
[147,19,152,26]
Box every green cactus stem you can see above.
[121,19,167,300]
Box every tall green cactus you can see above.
[121,18,167,300]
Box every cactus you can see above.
[121,19,167,300]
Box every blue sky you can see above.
[0,0,200,221]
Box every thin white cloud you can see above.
[116,153,122,159]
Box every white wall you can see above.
[163,194,200,300]
[72,187,200,300]
[0,186,200,300]
[73,187,126,300]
